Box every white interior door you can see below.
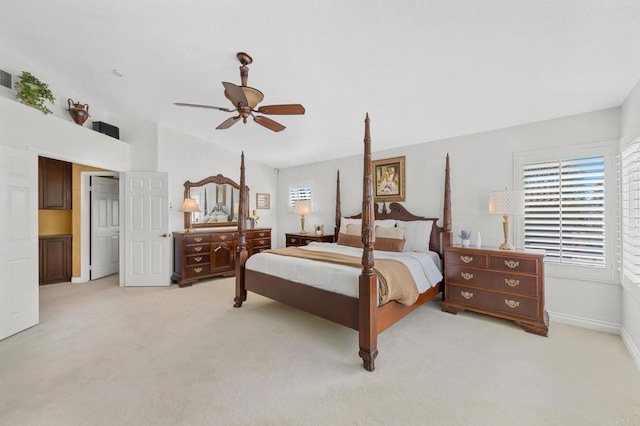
[0,145,38,340]
[121,172,170,286]
[90,176,120,280]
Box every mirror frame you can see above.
[183,174,249,230]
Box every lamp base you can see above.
[498,242,515,250]
[185,227,195,233]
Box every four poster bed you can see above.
[233,114,452,371]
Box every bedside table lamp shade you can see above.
[489,190,524,250]
[180,198,201,233]
[294,200,313,234]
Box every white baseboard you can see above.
[620,327,640,372]
[548,311,621,335]
[71,276,88,283]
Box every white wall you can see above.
[620,77,640,369]
[278,108,622,331]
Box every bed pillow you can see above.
[375,225,406,239]
[374,237,406,252]
[339,218,361,235]
[346,224,361,236]
[336,232,363,248]
[397,220,434,252]
[375,219,397,229]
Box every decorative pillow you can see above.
[375,225,406,239]
[339,218,361,235]
[375,219,397,229]
[336,232,363,248]
[374,237,406,252]
[397,220,434,252]
[345,224,361,236]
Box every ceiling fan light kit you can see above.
[175,51,305,132]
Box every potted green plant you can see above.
[14,71,55,115]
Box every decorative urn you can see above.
[67,99,90,125]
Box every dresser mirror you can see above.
[183,174,249,229]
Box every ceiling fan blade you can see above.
[254,115,286,132]
[216,116,241,130]
[222,82,249,107]
[174,102,234,112]
[256,104,306,115]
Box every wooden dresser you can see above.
[441,246,548,336]
[285,232,335,247]
[172,228,271,287]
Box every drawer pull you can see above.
[194,246,203,252]
[505,278,520,287]
[504,260,520,269]
[220,235,227,240]
[461,291,474,299]
[194,256,203,262]
[258,239,265,245]
[461,272,474,280]
[505,299,520,309]
[194,267,203,273]
[194,237,203,242]
[460,255,473,264]
[259,232,266,237]
[290,238,296,243]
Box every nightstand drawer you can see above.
[185,254,210,266]
[445,266,538,297]
[286,236,303,246]
[184,234,210,245]
[489,255,539,274]
[447,284,539,320]
[445,251,488,268]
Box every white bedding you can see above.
[245,242,443,300]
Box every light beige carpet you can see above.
[0,275,639,426]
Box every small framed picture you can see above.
[256,193,270,209]
[372,156,405,202]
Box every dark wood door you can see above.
[39,236,72,284]
[39,157,72,210]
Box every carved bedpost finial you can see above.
[234,151,248,308]
[442,153,452,247]
[362,113,374,274]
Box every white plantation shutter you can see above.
[621,141,640,284]
[523,155,605,267]
[288,184,312,208]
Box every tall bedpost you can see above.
[234,152,248,308]
[335,169,341,240]
[442,153,452,247]
[358,113,378,371]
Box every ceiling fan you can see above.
[174,52,305,132]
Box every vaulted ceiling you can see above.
[1,1,639,168]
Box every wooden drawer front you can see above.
[445,251,488,268]
[286,236,302,246]
[252,238,270,249]
[489,255,538,274]
[300,237,316,246]
[186,244,209,255]
[448,284,538,319]
[446,266,538,297]
[184,234,210,245]
[185,264,211,278]
[252,230,271,239]
[211,232,236,243]
[185,254,210,266]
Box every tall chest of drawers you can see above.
[441,246,548,336]
[172,228,271,287]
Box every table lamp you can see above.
[294,200,313,234]
[489,190,524,250]
[179,198,201,233]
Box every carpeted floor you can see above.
[0,275,639,426]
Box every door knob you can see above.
[160,233,169,238]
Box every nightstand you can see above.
[285,232,335,247]
[441,245,548,336]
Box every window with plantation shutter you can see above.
[621,140,640,284]
[523,155,605,268]
[288,183,312,208]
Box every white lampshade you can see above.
[179,198,201,213]
[489,190,525,215]
[294,200,313,215]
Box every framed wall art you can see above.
[256,193,271,209]
[372,156,405,202]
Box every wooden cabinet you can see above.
[172,228,271,287]
[285,232,336,247]
[441,246,548,336]
[39,235,72,285]
[39,157,72,210]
